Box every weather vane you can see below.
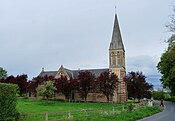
[115,0,117,14]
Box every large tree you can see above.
[30,75,55,96]
[97,71,118,102]
[157,7,175,95]
[36,80,57,100]
[125,71,153,101]
[157,46,175,95]
[0,67,7,79]
[55,76,78,101]
[77,71,95,101]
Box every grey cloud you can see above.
[0,0,174,80]
[126,55,159,75]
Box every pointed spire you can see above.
[109,13,125,51]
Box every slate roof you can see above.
[39,68,109,79]
[71,68,109,79]
[39,71,57,77]
[109,14,125,51]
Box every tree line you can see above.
[0,67,153,102]
[28,71,118,102]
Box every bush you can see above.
[0,83,18,120]
[164,93,171,101]
[171,97,175,102]
[152,90,164,100]
[128,104,134,112]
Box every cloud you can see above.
[126,55,162,89]
[126,55,160,75]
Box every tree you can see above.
[152,89,165,100]
[157,46,175,95]
[14,74,28,95]
[157,6,175,95]
[97,71,118,102]
[125,71,153,101]
[36,80,57,100]
[77,71,95,101]
[30,75,55,97]
[166,6,175,33]
[55,76,78,101]
[0,67,7,79]
[0,74,28,96]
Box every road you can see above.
[139,101,175,121]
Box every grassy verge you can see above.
[87,106,161,121]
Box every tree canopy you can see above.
[125,71,153,101]
[36,80,57,100]
[0,74,28,96]
[77,71,95,101]
[55,76,78,101]
[157,45,175,95]
[97,71,118,102]
[157,7,175,95]
[0,67,7,79]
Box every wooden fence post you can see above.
[85,110,88,117]
[113,107,115,114]
[122,105,124,111]
[46,112,48,121]
[68,112,73,120]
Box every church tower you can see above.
[109,14,127,103]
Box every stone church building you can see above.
[39,14,127,103]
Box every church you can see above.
[39,14,127,103]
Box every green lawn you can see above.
[17,98,161,121]
[17,98,121,113]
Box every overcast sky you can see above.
[0,0,174,87]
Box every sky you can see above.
[0,0,174,89]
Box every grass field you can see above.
[17,98,122,113]
[17,98,161,121]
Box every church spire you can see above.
[109,14,124,51]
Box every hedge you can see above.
[0,83,18,121]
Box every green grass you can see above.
[88,106,161,121]
[17,98,121,113]
[17,98,161,121]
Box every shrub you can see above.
[0,83,18,120]
[171,97,175,102]
[164,93,171,101]
[152,90,164,100]
[128,104,134,112]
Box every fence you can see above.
[20,103,144,121]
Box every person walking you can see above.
[160,99,164,107]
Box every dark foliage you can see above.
[77,71,95,101]
[125,71,153,101]
[55,76,78,101]
[28,75,55,97]
[97,71,118,102]
[0,74,28,96]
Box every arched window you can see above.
[117,56,122,66]
[112,56,116,66]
